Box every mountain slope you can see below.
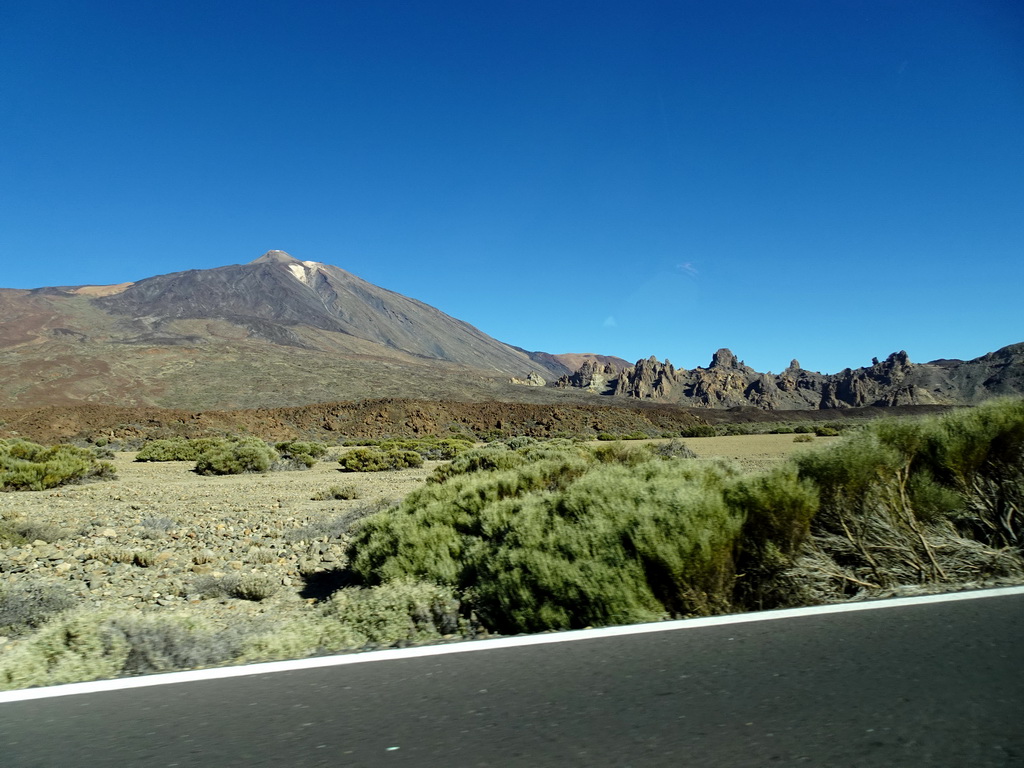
[95,251,552,374]
[0,251,585,408]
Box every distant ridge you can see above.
[555,345,1024,410]
[0,251,1019,410]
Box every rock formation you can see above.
[510,372,546,387]
[556,345,1024,411]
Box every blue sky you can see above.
[2,1,1022,374]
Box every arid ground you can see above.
[0,435,825,637]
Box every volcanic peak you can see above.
[250,250,301,265]
[250,250,325,286]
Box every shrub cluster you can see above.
[273,440,329,470]
[313,484,361,501]
[337,436,474,472]
[795,398,1024,567]
[339,447,424,472]
[138,437,330,473]
[136,437,224,462]
[194,437,278,475]
[347,439,817,633]
[0,440,115,491]
[0,581,461,690]
[346,400,1024,633]
[0,582,75,636]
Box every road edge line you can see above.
[2,584,1022,704]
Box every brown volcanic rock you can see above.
[555,360,619,393]
[0,399,709,445]
[613,356,680,399]
[558,345,1024,410]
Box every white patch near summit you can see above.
[287,263,311,285]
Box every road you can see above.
[2,589,1022,767]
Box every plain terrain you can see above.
[0,435,819,643]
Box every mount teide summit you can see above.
[0,251,579,408]
[94,250,551,372]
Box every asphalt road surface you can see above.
[2,590,1022,767]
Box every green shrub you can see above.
[0,440,115,491]
[786,400,1024,591]
[814,426,840,437]
[314,484,361,501]
[274,440,328,469]
[0,521,28,546]
[321,580,460,644]
[191,573,278,601]
[339,447,424,472]
[650,440,697,460]
[136,437,223,462]
[680,425,717,438]
[108,614,251,676]
[194,438,278,475]
[230,575,280,601]
[0,611,127,689]
[348,453,748,633]
[0,582,75,635]
[793,434,814,443]
[376,437,475,461]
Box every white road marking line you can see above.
[2,585,1022,704]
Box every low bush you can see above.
[0,582,75,635]
[313,484,361,501]
[321,580,460,644]
[191,573,279,601]
[347,450,784,633]
[348,402,1024,631]
[0,520,28,546]
[680,425,717,438]
[136,437,223,462]
[0,440,115,491]
[0,582,463,690]
[274,440,329,469]
[339,447,423,472]
[194,437,278,475]
[649,440,697,460]
[786,398,1024,593]
[380,437,474,461]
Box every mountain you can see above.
[0,251,571,408]
[555,345,1024,410]
[1,251,1019,411]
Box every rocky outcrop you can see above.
[556,345,1024,411]
[555,360,618,394]
[510,372,546,387]
[612,357,680,399]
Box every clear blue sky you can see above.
[2,1,1022,374]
